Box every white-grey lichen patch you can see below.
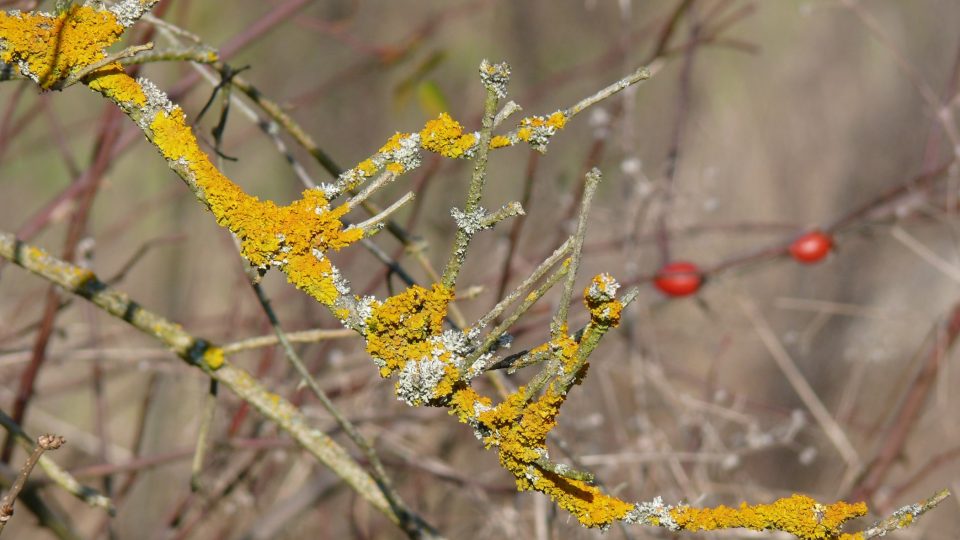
[396,356,446,406]
[587,273,619,302]
[440,329,471,357]
[354,295,377,327]
[891,503,922,522]
[108,0,151,27]
[325,133,422,200]
[136,76,175,129]
[479,59,511,99]
[387,132,423,172]
[521,112,564,152]
[321,259,351,297]
[623,497,681,530]
[451,206,489,235]
[15,60,39,84]
[317,182,340,200]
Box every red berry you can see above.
[654,261,702,297]
[789,230,833,264]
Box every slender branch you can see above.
[440,61,504,289]
[222,327,356,355]
[551,168,602,338]
[249,280,438,539]
[0,231,435,536]
[564,66,651,119]
[354,192,415,233]
[0,434,65,536]
[56,43,154,90]
[863,489,951,538]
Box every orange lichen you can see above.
[458,330,630,529]
[516,111,568,145]
[0,6,124,89]
[1,5,362,308]
[202,346,225,370]
[490,135,512,148]
[670,494,867,539]
[584,274,623,328]
[378,133,409,154]
[473,379,632,528]
[447,385,491,423]
[534,472,635,529]
[147,105,362,305]
[419,113,477,158]
[386,162,405,174]
[86,64,147,106]
[357,158,377,177]
[547,111,567,129]
[364,283,454,378]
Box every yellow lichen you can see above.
[357,158,377,177]
[0,4,361,308]
[515,111,567,145]
[474,379,632,528]
[447,386,491,423]
[670,494,868,539]
[584,275,623,328]
[419,113,477,158]
[897,513,913,527]
[378,133,409,154]
[533,472,635,529]
[0,6,124,89]
[203,346,224,370]
[147,106,362,305]
[364,284,454,378]
[462,331,630,529]
[547,111,567,129]
[490,135,512,148]
[86,64,147,106]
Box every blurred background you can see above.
[1,0,959,537]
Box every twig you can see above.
[565,66,651,119]
[0,230,436,535]
[440,60,504,289]
[55,43,154,90]
[863,489,951,538]
[248,281,437,539]
[849,302,960,504]
[222,327,356,355]
[738,297,861,473]
[551,168,602,338]
[0,434,65,536]
[354,192,414,233]
[190,379,218,492]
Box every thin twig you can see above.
[222,327,356,355]
[551,168,602,339]
[248,281,437,539]
[441,61,502,289]
[739,297,861,473]
[56,43,154,90]
[0,231,434,535]
[862,489,951,538]
[0,434,65,536]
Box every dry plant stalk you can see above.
[0,2,951,538]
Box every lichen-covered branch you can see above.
[0,3,950,537]
[0,232,421,535]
